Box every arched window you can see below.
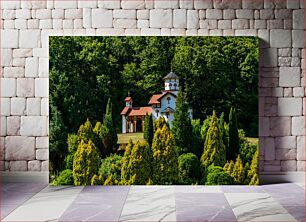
[167,97,171,104]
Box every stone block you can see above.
[242,0,263,8]
[297,136,305,161]
[275,136,297,149]
[63,19,74,29]
[0,117,6,137]
[25,57,38,77]
[39,19,53,29]
[1,1,20,9]
[140,28,161,36]
[293,9,305,30]
[187,10,199,29]
[114,10,136,19]
[11,98,26,115]
[21,0,46,9]
[13,49,32,58]
[15,9,31,19]
[1,30,18,48]
[264,137,275,160]
[121,0,145,9]
[41,160,49,171]
[278,57,291,67]
[154,0,178,9]
[278,48,291,57]
[3,10,16,19]
[281,160,297,171]
[137,10,149,19]
[9,161,27,171]
[17,78,34,98]
[7,116,20,136]
[232,19,249,29]
[206,9,222,19]
[0,138,4,160]
[19,30,41,48]
[65,9,82,19]
[270,30,291,48]
[98,0,120,9]
[270,117,291,136]
[54,0,77,9]
[15,18,28,29]
[13,58,25,67]
[263,48,277,67]
[274,9,292,19]
[292,116,305,136]
[1,78,16,98]
[36,137,48,149]
[259,117,269,136]
[291,57,300,67]
[218,20,232,29]
[4,20,15,29]
[297,161,305,171]
[5,136,35,160]
[52,9,64,19]
[264,164,281,172]
[150,9,172,28]
[276,148,296,160]
[258,29,269,48]
[1,98,10,116]
[223,9,235,19]
[74,19,83,29]
[26,98,41,116]
[92,9,113,28]
[83,8,92,28]
[284,87,293,97]
[20,116,48,136]
[1,49,12,67]
[35,78,49,98]
[28,160,41,171]
[78,0,97,8]
[137,20,149,28]
[3,67,24,78]
[114,19,137,29]
[179,0,193,8]
[293,87,304,97]
[35,9,51,19]
[173,9,187,28]
[200,19,217,29]
[292,30,305,48]
[236,9,254,19]
[213,0,241,9]
[278,98,303,116]
[279,67,300,87]
[287,0,300,8]
[36,149,48,160]
[39,58,49,77]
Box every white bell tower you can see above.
[163,72,179,92]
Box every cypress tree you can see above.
[200,111,226,168]
[121,139,133,183]
[228,107,239,160]
[153,116,169,132]
[100,98,118,156]
[144,114,154,147]
[247,149,259,185]
[171,89,194,155]
[152,125,178,184]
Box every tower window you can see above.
[156,109,159,117]
[167,97,171,104]
[174,83,177,90]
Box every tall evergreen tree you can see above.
[171,89,194,155]
[153,116,169,132]
[100,98,118,156]
[200,111,226,168]
[144,114,154,147]
[228,107,239,160]
[152,125,178,184]
[247,149,259,185]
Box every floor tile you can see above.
[3,186,83,221]
[176,193,237,222]
[59,186,130,221]
[175,185,222,193]
[119,186,176,222]
[225,193,297,221]
[270,192,305,206]
[221,185,265,193]
[282,205,305,222]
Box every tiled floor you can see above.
[1,183,304,222]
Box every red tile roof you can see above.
[120,107,130,115]
[148,94,163,104]
[129,107,152,116]
[125,97,132,101]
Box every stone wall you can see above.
[0,0,305,176]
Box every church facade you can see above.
[120,72,192,133]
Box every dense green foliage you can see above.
[72,140,100,185]
[191,119,203,157]
[178,153,201,184]
[98,154,122,185]
[201,111,226,168]
[228,108,239,160]
[52,169,74,185]
[153,116,169,132]
[144,114,154,147]
[171,89,194,155]
[121,141,152,184]
[50,36,258,171]
[205,165,233,185]
[152,125,179,184]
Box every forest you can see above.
[49,36,259,185]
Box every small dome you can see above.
[163,72,179,80]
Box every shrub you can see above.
[73,140,101,185]
[247,149,259,185]
[224,155,245,184]
[144,114,154,147]
[191,119,203,158]
[64,153,74,170]
[121,140,133,183]
[200,111,226,168]
[178,153,201,184]
[121,141,152,185]
[200,116,211,143]
[228,107,239,160]
[153,116,169,132]
[52,169,74,185]
[77,119,95,144]
[152,125,178,184]
[205,165,233,185]
[91,174,104,185]
[239,141,257,165]
[99,153,122,185]
[67,133,78,153]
